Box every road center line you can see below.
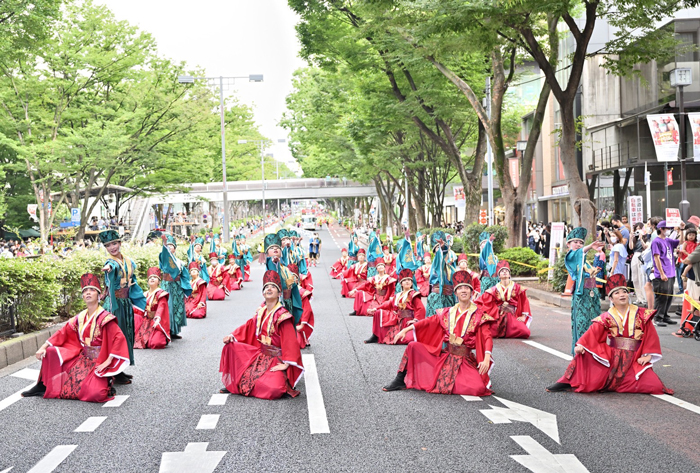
[301,354,330,434]
[0,383,35,413]
[102,395,129,408]
[652,394,700,415]
[196,414,220,430]
[74,416,107,432]
[27,445,77,473]
[553,310,570,316]
[522,341,573,361]
[208,393,229,406]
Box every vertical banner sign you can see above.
[509,158,520,187]
[479,209,488,225]
[667,170,673,186]
[627,196,644,226]
[665,208,682,228]
[688,112,700,161]
[647,114,680,162]
[548,222,566,280]
[27,204,38,221]
[453,186,466,208]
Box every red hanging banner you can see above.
[667,170,673,186]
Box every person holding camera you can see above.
[629,223,650,306]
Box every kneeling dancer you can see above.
[383,270,494,395]
[365,268,425,344]
[22,274,129,402]
[134,267,171,349]
[478,261,532,339]
[219,270,304,399]
[547,274,673,394]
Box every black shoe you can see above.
[113,372,132,385]
[123,373,133,379]
[219,387,230,394]
[364,334,379,344]
[545,382,571,392]
[653,318,667,327]
[349,311,357,316]
[383,371,407,391]
[21,381,46,397]
[108,386,117,397]
[171,333,182,340]
[663,317,677,325]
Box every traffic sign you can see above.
[71,208,80,223]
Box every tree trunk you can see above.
[613,168,632,215]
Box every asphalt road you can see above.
[1,225,699,473]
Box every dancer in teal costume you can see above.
[479,232,500,292]
[348,231,360,267]
[564,227,604,354]
[425,231,457,317]
[159,234,192,339]
[187,236,210,284]
[366,231,383,278]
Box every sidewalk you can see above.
[0,323,65,370]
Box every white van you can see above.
[302,215,317,231]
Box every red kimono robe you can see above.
[186,277,207,319]
[225,262,243,291]
[372,289,425,344]
[352,274,396,316]
[399,304,494,396]
[220,302,304,399]
[297,287,315,349]
[330,255,349,279]
[207,264,230,300]
[382,254,396,275]
[466,269,482,295]
[558,305,673,394]
[41,307,129,402]
[341,261,368,297]
[134,288,170,349]
[300,271,314,293]
[415,265,431,297]
[478,281,531,339]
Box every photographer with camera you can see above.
[629,222,650,307]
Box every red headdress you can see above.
[457,253,469,263]
[606,273,629,297]
[496,260,511,275]
[188,261,200,272]
[287,263,300,277]
[398,268,413,283]
[357,248,366,256]
[209,252,218,259]
[146,267,162,280]
[263,270,282,292]
[80,273,102,294]
[452,270,474,290]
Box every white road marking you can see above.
[481,396,561,444]
[102,395,129,407]
[208,393,229,406]
[159,442,226,473]
[461,395,483,402]
[0,467,13,473]
[522,341,573,361]
[510,436,589,472]
[26,445,77,473]
[0,383,35,413]
[301,354,330,434]
[196,414,220,430]
[10,368,40,381]
[74,416,107,432]
[553,310,570,316]
[652,394,700,416]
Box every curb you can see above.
[0,323,66,370]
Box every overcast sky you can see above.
[97,0,306,172]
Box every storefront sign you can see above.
[552,184,569,196]
[666,208,682,228]
[647,114,680,162]
[627,196,644,226]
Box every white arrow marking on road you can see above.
[302,353,330,434]
[159,442,226,473]
[0,383,35,413]
[102,395,129,407]
[510,436,589,473]
[196,414,220,430]
[10,368,40,381]
[26,445,77,473]
[74,416,107,432]
[208,393,229,406]
[522,340,573,361]
[480,396,561,444]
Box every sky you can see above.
[97,0,307,173]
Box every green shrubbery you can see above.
[496,247,549,278]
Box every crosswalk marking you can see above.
[10,368,40,381]
[196,414,220,430]
[301,354,330,434]
[0,383,35,413]
[26,445,77,473]
[208,393,229,406]
[522,341,573,361]
[103,395,129,408]
[74,416,107,432]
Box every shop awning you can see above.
[538,193,570,202]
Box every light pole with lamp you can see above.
[670,67,692,221]
[178,74,264,243]
[238,139,267,233]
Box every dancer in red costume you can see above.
[330,248,349,279]
[381,245,396,275]
[415,253,432,297]
[383,270,495,396]
[185,262,207,319]
[21,274,129,402]
[341,249,368,297]
[456,253,481,295]
[288,263,315,349]
[365,268,425,345]
[349,260,396,316]
[547,274,673,394]
[478,261,532,339]
[225,253,243,292]
[134,267,170,349]
[207,251,229,300]
[219,270,304,399]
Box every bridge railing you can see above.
[189,178,366,193]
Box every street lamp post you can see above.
[670,67,692,221]
[178,74,263,243]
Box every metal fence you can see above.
[0,298,17,337]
